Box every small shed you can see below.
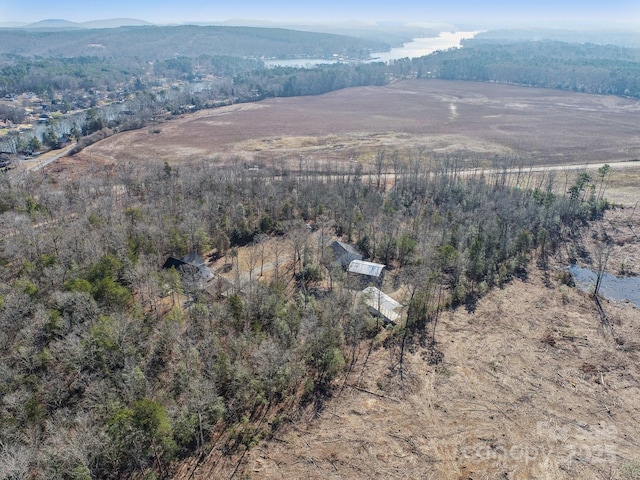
[330,240,363,268]
[361,286,403,325]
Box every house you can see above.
[348,259,386,287]
[162,252,213,285]
[361,286,403,325]
[57,136,72,149]
[330,240,363,268]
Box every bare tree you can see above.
[244,241,260,299]
[593,230,613,326]
[315,214,334,261]
[287,222,309,279]
[271,236,285,285]
[0,441,32,480]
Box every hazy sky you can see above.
[1,0,639,26]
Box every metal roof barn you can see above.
[348,260,385,278]
[361,286,402,324]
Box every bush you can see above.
[557,270,575,287]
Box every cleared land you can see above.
[75,79,640,170]
[240,263,640,480]
[174,210,640,480]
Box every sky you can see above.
[1,0,639,27]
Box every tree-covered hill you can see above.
[0,25,388,60]
[472,28,640,49]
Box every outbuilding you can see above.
[162,252,213,286]
[361,286,403,325]
[330,240,363,268]
[348,259,385,287]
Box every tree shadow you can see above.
[465,292,479,313]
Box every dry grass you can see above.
[607,168,640,207]
[74,80,640,172]
[215,263,640,480]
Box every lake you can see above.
[370,31,480,62]
[263,30,479,68]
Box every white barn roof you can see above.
[361,286,402,324]
[348,260,385,278]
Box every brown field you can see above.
[76,79,640,170]
[243,266,640,480]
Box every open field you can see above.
[75,79,640,170]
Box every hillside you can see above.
[175,207,640,479]
[0,24,387,60]
[473,28,640,49]
[400,40,640,98]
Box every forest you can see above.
[3,34,640,101]
[0,149,611,478]
[0,25,386,61]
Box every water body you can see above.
[569,264,640,307]
[0,102,127,153]
[370,31,480,63]
[263,58,344,68]
[264,30,479,68]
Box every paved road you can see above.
[3,143,76,180]
[27,143,76,171]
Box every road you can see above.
[6,143,77,178]
[483,159,640,175]
[27,143,77,171]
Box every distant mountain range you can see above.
[0,18,153,30]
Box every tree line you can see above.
[392,39,640,97]
[3,28,640,104]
